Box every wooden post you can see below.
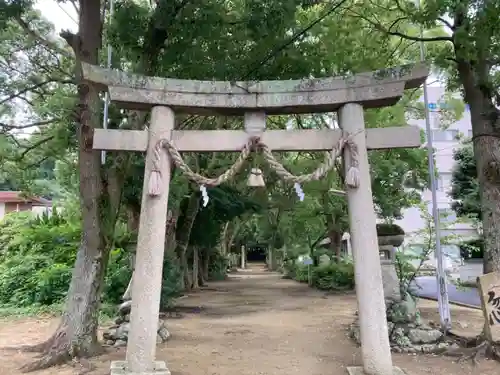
[241,245,246,269]
[125,106,174,374]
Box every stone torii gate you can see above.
[83,63,428,375]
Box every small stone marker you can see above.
[477,271,500,342]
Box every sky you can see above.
[34,0,78,34]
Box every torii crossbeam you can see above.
[82,62,428,375]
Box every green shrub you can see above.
[0,210,79,264]
[208,252,228,281]
[0,210,184,311]
[394,252,418,295]
[160,253,182,309]
[0,254,70,307]
[33,263,73,305]
[294,264,309,283]
[103,248,133,304]
[312,261,355,290]
[282,259,296,278]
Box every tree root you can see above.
[2,340,51,353]
[2,329,62,353]
[70,357,96,375]
[17,328,103,373]
[19,347,71,373]
[444,339,500,365]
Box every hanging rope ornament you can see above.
[247,168,265,187]
[256,133,361,189]
[200,185,209,207]
[146,131,361,199]
[293,182,305,201]
[343,138,360,188]
[147,137,259,197]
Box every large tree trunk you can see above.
[329,230,342,262]
[201,249,209,283]
[19,1,108,372]
[175,192,200,291]
[456,59,500,275]
[471,110,500,275]
[191,247,200,290]
[165,210,178,256]
[455,47,500,356]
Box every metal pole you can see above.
[417,2,451,330]
[101,0,114,165]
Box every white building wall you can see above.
[0,203,52,221]
[396,86,479,240]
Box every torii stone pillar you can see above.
[339,104,391,375]
[83,62,428,375]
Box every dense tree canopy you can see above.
[450,143,480,220]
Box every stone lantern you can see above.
[376,223,405,302]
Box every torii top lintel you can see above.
[82,63,429,116]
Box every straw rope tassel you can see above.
[148,139,166,197]
[344,138,360,189]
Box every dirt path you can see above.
[0,263,497,375]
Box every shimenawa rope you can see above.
[147,133,360,197]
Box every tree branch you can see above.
[15,16,73,58]
[437,17,454,30]
[0,78,74,105]
[348,9,453,43]
[0,119,58,132]
[19,136,55,160]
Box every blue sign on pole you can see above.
[303,258,313,266]
[428,102,437,110]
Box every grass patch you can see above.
[0,303,63,319]
[0,303,116,322]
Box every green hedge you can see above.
[289,260,355,290]
[312,261,355,290]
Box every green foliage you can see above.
[208,252,229,281]
[394,251,418,296]
[289,259,355,290]
[0,208,183,310]
[0,209,80,264]
[33,263,73,305]
[450,143,480,220]
[459,238,483,259]
[0,208,78,307]
[312,261,355,290]
[0,253,73,306]
[160,253,183,309]
[103,248,133,305]
[189,185,262,249]
[293,264,310,283]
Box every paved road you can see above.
[412,276,481,307]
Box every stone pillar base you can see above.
[346,366,407,375]
[110,361,171,375]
